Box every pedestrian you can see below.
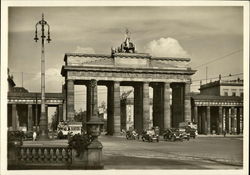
[33,131,37,141]
[223,130,226,137]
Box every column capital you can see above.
[90,79,97,88]
[164,82,171,88]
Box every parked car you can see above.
[23,131,34,140]
[178,128,190,141]
[141,129,159,142]
[184,126,198,138]
[126,130,139,140]
[163,128,186,142]
[179,122,198,139]
[57,121,82,139]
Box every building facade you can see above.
[7,70,65,132]
[191,79,243,135]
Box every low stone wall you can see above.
[8,141,103,170]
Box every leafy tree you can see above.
[51,111,58,131]
[74,109,87,123]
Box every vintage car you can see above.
[163,128,188,142]
[57,121,82,139]
[141,129,159,142]
[179,122,198,139]
[184,126,198,138]
[178,128,190,141]
[126,130,139,140]
[23,131,34,140]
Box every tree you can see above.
[74,109,87,123]
[51,111,58,131]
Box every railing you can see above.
[15,146,72,169]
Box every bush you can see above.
[8,131,24,147]
[68,134,92,157]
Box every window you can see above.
[224,92,228,96]
[232,92,236,96]
[240,92,243,97]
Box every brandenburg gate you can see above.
[61,34,196,135]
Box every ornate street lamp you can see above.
[34,13,51,140]
[86,79,104,144]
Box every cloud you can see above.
[74,46,95,54]
[145,37,189,58]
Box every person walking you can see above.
[223,130,226,137]
[33,131,37,141]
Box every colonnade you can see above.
[194,105,243,135]
[8,103,63,131]
[66,79,191,135]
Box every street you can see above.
[100,135,243,169]
[23,135,243,169]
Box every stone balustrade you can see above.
[15,146,72,169]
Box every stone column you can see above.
[143,82,150,130]
[218,106,223,135]
[153,84,164,130]
[164,82,171,129]
[67,79,75,121]
[194,105,198,124]
[198,107,202,134]
[90,80,98,118]
[134,84,143,133]
[27,104,33,131]
[206,106,211,134]
[228,108,232,134]
[239,107,243,133]
[113,81,121,134]
[58,104,63,122]
[120,99,127,131]
[107,83,114,135]
[12,104,17,131]
[234,107,238,134]
[86,81,92,122]
[171,83,185,128]
[45,105,48,128]
[222,108,226,132]
[184,82,191,122]
[231,107,237,134]
[202,108,207,134]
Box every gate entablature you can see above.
[61,52,195,83]
[8,92,64,105]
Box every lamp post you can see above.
[34,13,51,140]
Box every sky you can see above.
[7,6,244,112]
